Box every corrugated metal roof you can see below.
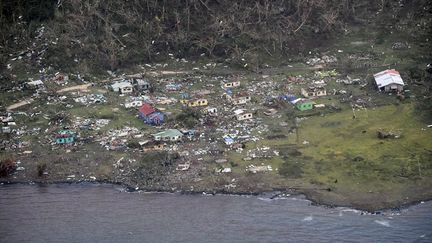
[139,103,156,116]
[111,81,132,89]
[153,129,183,138]
[374,69,404,88]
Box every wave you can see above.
[374,220,390,227]
[303,216,313,221]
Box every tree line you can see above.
[0,0,428,71]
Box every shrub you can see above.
[176,107,201,128]
[0,158,17,177]
[278,158,304,178]
[37,163,47,177]
[133,152,178,183]
[127,140,141,149]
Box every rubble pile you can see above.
[74,94,107,105]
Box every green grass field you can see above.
[289,103,432,202]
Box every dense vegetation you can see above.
[1,0,429,72]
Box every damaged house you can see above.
[166,83,182,91]
[203,107,218,116]
[153,129,183,142]
[125,100,143,108]
[293,99,315,111]
[138,103,165,125]
[187,98,208,107]
[301,86,327,98]
[55,130,76,144]
[52,73,69,85]
[111,81,133,94]
[222,80,241,89]
[132,78,151,92]
[229,93,251,105]
[25,80,44,90]
[374,69,405,92]
[234,109,253,121]
[1,114,14,134]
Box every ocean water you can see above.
[0,183,431,243]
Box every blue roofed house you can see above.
[138,103,164,126]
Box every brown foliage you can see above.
[0,158,17,177]
[2,0,423,71]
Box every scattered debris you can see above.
[377,129,402,139]
[246,165,273,173]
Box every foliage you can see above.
[0,0,400,72]
[278,157,304,178]
[176,107,201,128]
[37,162,47,177]
[127,140,141,149]
[133,152,178,183]
[0,158,17,177]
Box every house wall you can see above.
[297,103,313,111]
[223,81,241,88]
[140,112,164,125]
[315,90,327,96]
[125,101,143,108]
[155,135,180,141]
[207,108,217,113]
[188,99,208,107]
[120,86,133,94]
[383,84,403,92]
[301,88,326,97]
[56,136,74,144]
[236,113,253,121]
[232,96,251,105]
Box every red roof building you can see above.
[139,103,156,116]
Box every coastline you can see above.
[1,178,430,213]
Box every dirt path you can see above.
[56,84,93,93]
[6,98,35,111]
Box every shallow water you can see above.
[0,183,431,243]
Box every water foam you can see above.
[303,216,313,221]
[374,220,390,227]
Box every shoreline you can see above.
[1,179,430,213]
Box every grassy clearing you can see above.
[299,103,431,162]
[297,103,432,195]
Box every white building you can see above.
[153,129,184,142]
[222,81,241,89]
[111,81,133,94]
[125,100,143,108]
[374,69,404,92]
[234,109,253,121]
